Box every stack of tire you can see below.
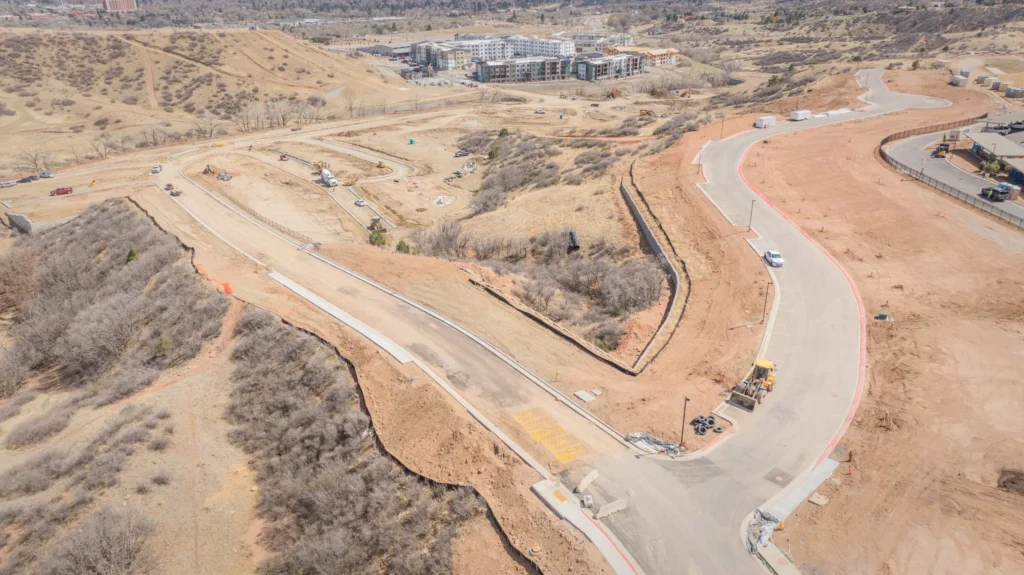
[690,415,724,436]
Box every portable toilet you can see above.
[409,138,415,144]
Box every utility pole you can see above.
[679,396,691,447]
[748,199,756,231]
[761,280,771,324]
[720,115,725,139]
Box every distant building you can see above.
[608,45,679,67]
[507,35,575,58]
[356,42,415,58]
[551,31,633,53]
[102,0,138,12]
[575,53,644,81]
[476,57,573,83]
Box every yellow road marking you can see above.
[512,408,587,463]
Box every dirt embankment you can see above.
[131,189,610,575]
[743,69,1024,574]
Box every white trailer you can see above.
[755,116,776,129]
[320,168,338,187]
[950,75,968,87]
[790,110,812,121]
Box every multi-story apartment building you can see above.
[451,39,514,62]
[475,57,573,83]
[574,53,644,81]
[551,31,634,53]
[607,46,679,67]
[507,35,576,58]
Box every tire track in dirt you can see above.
[138,45,159,110]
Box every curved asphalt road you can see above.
[888,128,1024,221]
[587,70,949,574]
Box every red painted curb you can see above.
[738,145,867,469]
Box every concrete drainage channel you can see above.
[173,168,643,575]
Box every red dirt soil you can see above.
[743,69,1024,574]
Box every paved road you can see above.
[588,70,950,574]
[888,128,1024,221]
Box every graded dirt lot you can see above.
[743,70,1024,574]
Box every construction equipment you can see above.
[982,186,1010,202]
[932,143,950,158]
[279,154,288,161]
[203,165,214,175]
[369,217,386,232]
[376,161,386,169]
[729,359,777,411]
[639,109,654,116]
[606,88,620,99]
[314,161,330,171]
[342,178,357,186]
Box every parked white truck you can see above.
[320,168,338,187]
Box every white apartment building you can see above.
[507,35,575,58]
[451,39,513,61]
[551,31,634,52]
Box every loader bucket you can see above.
[729,389,758,412]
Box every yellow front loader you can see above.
[729,359,777,411]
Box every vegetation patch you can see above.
[227,308,486,574]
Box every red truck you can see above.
[49,187,73,196]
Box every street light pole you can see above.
[748,199,756,231]
[720,115,725,139]
[679,396,691,447]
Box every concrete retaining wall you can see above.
[4,212,77,235]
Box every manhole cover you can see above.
[764,467,794,487]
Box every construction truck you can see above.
[729,359,777,411]
[932,143,950,158]
[320,168,338,187]
[376,161,386,169]
[982,186,1010,202]
[314,161,330,171]
[639,109,654,116]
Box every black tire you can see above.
[705,415,716,427]
[695,425,707,436]
[713,426,724,434]
[756,389,767,404]
[691,417,705,426]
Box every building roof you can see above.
[608,46,679,56]
[966,132,1024,157]
[1005,157,1024,174]
[982,111,1024,125]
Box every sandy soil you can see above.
[185,153,359,242]
[743,69,1024,574]
[758,72,868,116]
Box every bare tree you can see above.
[193,114,222,139]
[86,134,115,160]
[304,95,327,124]
[343,92,360,118]
[265,99,295,127]
[18,148,53,172]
